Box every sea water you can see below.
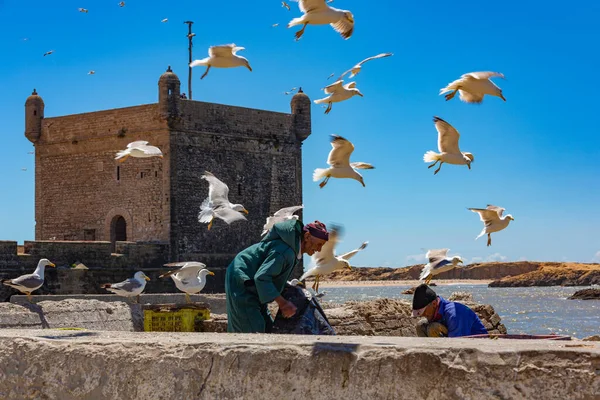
[320,284,599,338]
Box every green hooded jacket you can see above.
[227,219,302,304]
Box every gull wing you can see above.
[350,162,374,170]
[433,116,461,154]
[139,145,163,156]
[208,44,237,58]
[463,71,505,80]
[356,52,393,66]
[322,80,344,94]
[8,274,43,289]
[110,278,143,292]
[296,0,329,13]
[468,208,502,226]
[425,248,449,268]
[327,135,354,167]
[339,241,368,261]
[458,91,485,104]
[486,205,505,218]
[273,205,304,217]
[214,206,247,224]
[201,171,231,206]
[127,140,149,148]
[331,17,354,39]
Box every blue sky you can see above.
[1,0,599,267]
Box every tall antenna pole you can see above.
[184,21,194,100]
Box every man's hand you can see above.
[275,295,297,318]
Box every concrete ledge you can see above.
[0,330,597,400]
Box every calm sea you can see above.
[320,284,599,339]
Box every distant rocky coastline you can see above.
[317,261,600,288]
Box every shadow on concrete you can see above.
[310,342,360,356]
[38,331,99,340]
[19,302,50,328]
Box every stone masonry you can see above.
[14,66,313,294]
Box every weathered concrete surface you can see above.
[0,330,597,400]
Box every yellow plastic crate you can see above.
[143,304,211,332]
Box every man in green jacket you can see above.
[225,219,329,333]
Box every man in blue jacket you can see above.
[225,219,329,333]
[412,284,488,337]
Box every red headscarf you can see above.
[303,220,329,241]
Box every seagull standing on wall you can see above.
[100,271,151,303]
[313,135,374,188]
[190,44,252,80]
[468,205,515,246]
[1,258,56,301]
[440,71,506,103]
[313,80,363,114]
[198,171,249,230]
[159,262,215,303]
[423,116,474,175]
[287,0,355,41]
[419,249,464,285]
[337,52,393,81]
[300,226,367,292]
[115,141,163,162]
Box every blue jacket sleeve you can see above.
[445,303,487,337]
[253,250,291,304]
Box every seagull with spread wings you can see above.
[313,135,374,188]
[440,71,506,103]
[1,258,55,301]
[78,8,89,13]
[337,52,393,81]
[100,271,150,303]
[314,80,363,114]
[300,226,367,292]
[287,0,355,41]
[198,171,248,230]
[115,140,163,162]
[43,50,54,57]
[262,205,304,236]
[419,249,464,285]
[468,205,515,246]
[424,116,474,175]
[159,262,214,303]
[189,44,252,80]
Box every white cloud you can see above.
[486,252,508,262]
[518,256,528,261]
[406,254,426,264]
[592,251,600,263]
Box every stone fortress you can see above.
[1,66,312,299]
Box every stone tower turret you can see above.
[25,89,44,143]
[158,66,181,122]
[290,87,311,141]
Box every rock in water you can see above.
[568,288,600,300]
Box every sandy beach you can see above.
[312,279,493,288]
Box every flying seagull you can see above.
[337,52,393,81]
[300,226,368,292]
[468,205,514,246]
[118,1,125,6]
[190,44,252,80]
[43,50,54,57]
[288,0,355,41]
[88,70,95,75]
[161,18,168,23]
[78,8,89,13]
[282,1,290,10]
[115,140,163,162]
[159,262,215,303]
[100,271,150,303]
[440,71,506,103]
[313,134,374,188]
[198,171,248,230]
[419,249,464,285]
[1,258,56,301]
[424,116,474,175]
[314,79,363,114]
[262,205,304,236]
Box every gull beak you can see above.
[144,276,151,281]
[346,264,352,270]
[208,271,215,276]
[243,209,249,215]
[48,262,56,268]
[159,155,164,159]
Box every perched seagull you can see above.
[314,79,363,114]
[440,71,506,103]
[337,52,393,81]
[282,1,290,10]
[262,205,304,236]
[115,140,163,162]
[43,50,54,57]
[100,271,150,303]
[87,70,95,75]
[118,1,125,6]
[198,171,248,230]
[419,249,464,285]
[1,258,56,301]
[190,44,252,80]
[424,116,474,175]
[78,8,89,13]
[159,262,214,303]
[288,0,355,41]
[161,18,168,23]
[300,226,367,292]
[468,205,515,246]
[187,33,196,39]
[313,134,374,188]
